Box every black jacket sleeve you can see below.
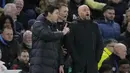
[95,23,104,63]
[33,21,64,41]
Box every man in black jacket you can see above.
[66,5,103,73]
[30,5,69,73]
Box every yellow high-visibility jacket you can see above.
[85,0,106,10]
[98,47,112,70]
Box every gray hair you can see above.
[23,30,32,39]
[4,3,16,15]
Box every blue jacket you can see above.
[97,20,120,41]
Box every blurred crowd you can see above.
[0,0,130,73]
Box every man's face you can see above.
[104,9,115,21]
[78,6,91,20]
[126,12,130,22]
[119,64,130,73]
[15,0,24,15]
[59,6,68,21]
[11,5,17,20]
[49,9,59,23]
[127,23,130,32]
[115,47,127,59]
[2,28,13,41]
[20,52,29,64]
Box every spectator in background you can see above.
[11,50,29,73]
[0,15,15,33]
[67,0,85,21]
[119,59,130,73]
[14,0,29,30]
[99,64,113,73]
[102,43,127,73]
[107,0,128,26]
[0,28,20,69]
[121,23,130,61]
[98,39,118,70]
[22,30,32,52]
[96,6,120,41]
[3,3,24,33]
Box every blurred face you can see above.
[2,28,13,41]
[78,5,91,20]
[20,52,29,64]
[114,46,127,59]
[15,0,24,15]
[59,6,68,21]
[127,23,130,32]
[11,5,17,20]
[111,0,121,4]
[126,12,130,22]
[104,9,115,21]
[119,64,130,73]
[4,19,12,29]
[49,9,59,23]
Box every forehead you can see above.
[21,52,29,55]
[3,29,13,33]
[105,9,115,13]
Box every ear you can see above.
[48,12,51,16]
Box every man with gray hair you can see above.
[14,0,28,30]
[4,3,17,21]
[22,30,32,51]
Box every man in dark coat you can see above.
[66,5,104,73]
[30,5,70,73]
[0,28,20,69]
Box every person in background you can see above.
[98,39,118,70]
[99,64,113,73]
[102,43,127,73]
[0,28,20,69]
[107,0,128,26]
[119,59,130,73]
[11,50,29,73]
[22,30,32,52]
[14,0,29,30]
[121,22,130,61]
[30,5,69,73]
[96,6,120,41]
[66,5,103,73]
[0,15,15,33]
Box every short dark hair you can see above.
[103,5,115,13]
[119,59,130,67]
[104,39,118,47]
[44,5,59,16]
[18,49,28,56]
[0,15,14,32]
[99,64,112,73]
